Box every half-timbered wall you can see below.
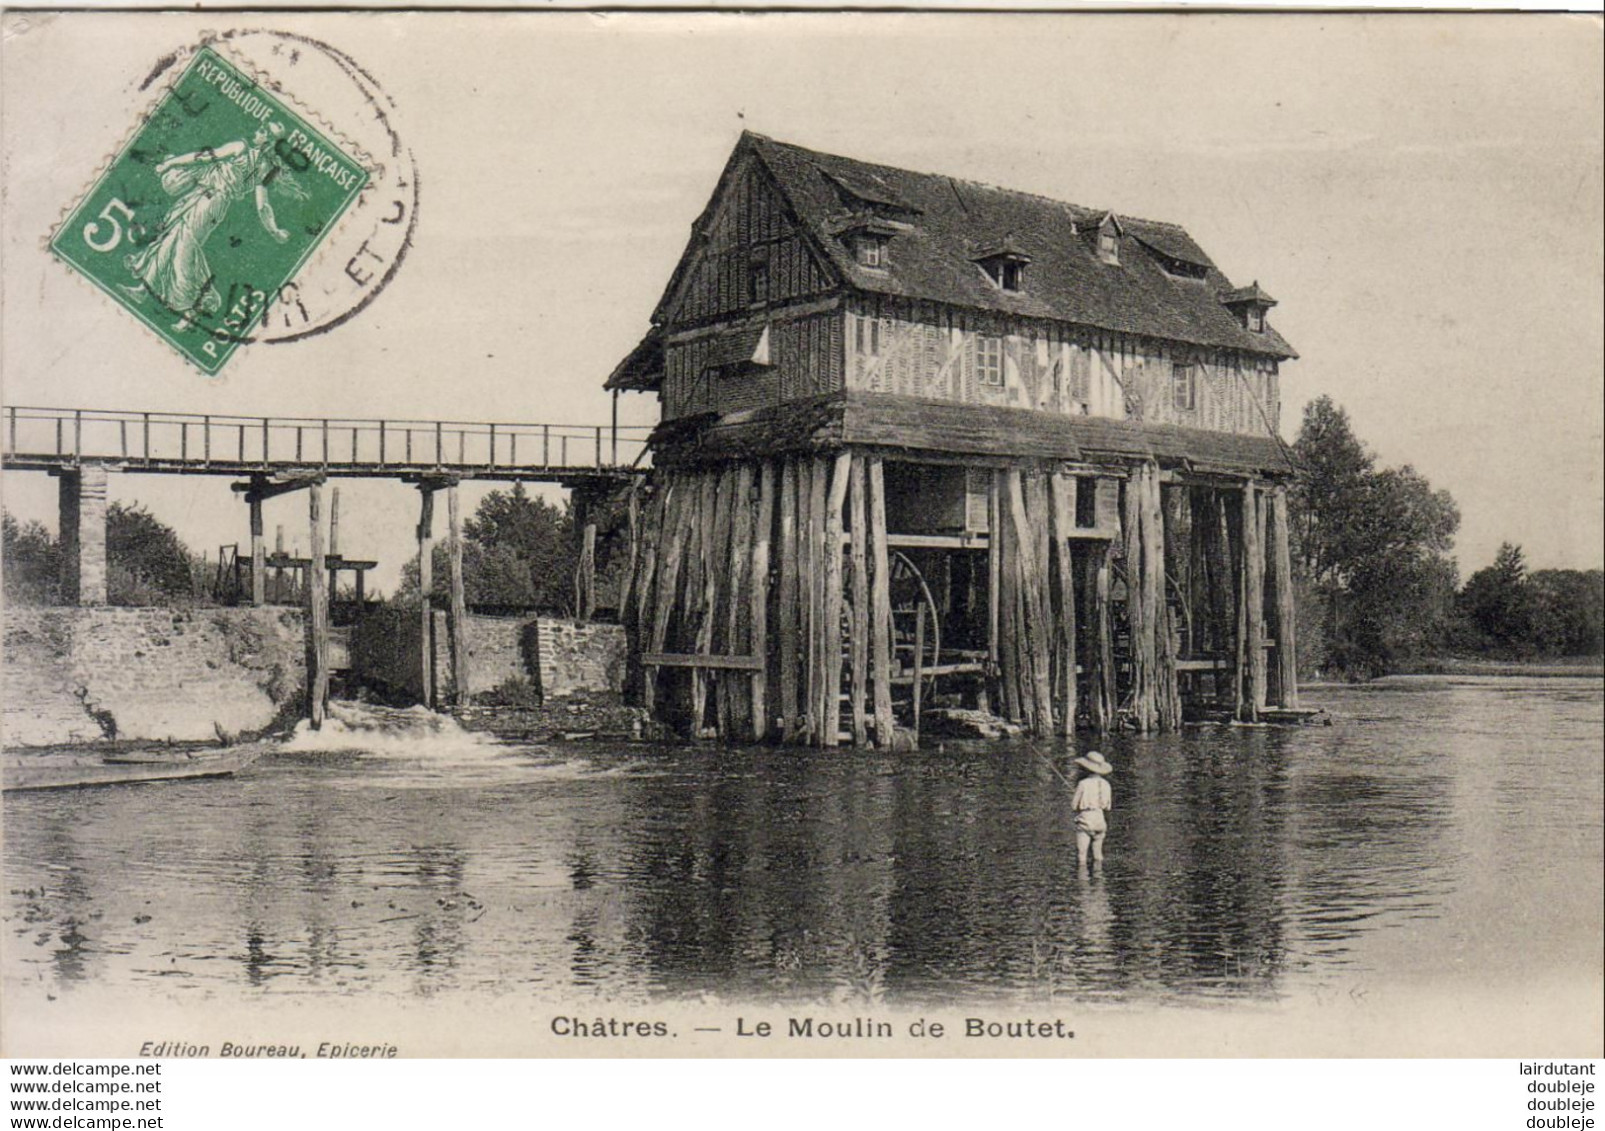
[663,158,834,329]
[844,296,1281,437]
[662,307,844,419]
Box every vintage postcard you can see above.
[2,10,1600,1061]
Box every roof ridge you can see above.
[752,133,1194,235]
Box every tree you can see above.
[106,502,200,604]
[1289,398,1462,677]
[1458,543,1537,656]
[1528,569,1605,657]
[1290,395,1374,588]
[3,504,203,606]
[398,484,580,612]
[2,514,63,604]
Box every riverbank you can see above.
[1392,657,1601,678]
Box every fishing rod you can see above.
[1031,747,1078,788]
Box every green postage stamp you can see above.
[49,46,370,374]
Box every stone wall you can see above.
[349,608,624,702]
[531,618,627,698]
[3,607,305,748]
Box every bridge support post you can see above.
[417,484,437,709]
[447,483,471,707]
[573,487,597,622]
[56,463,109,606]
[307,481,329,729]
[249,492,266,607]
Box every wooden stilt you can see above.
[1122,468,1150,731]
[1251,481,1264,709]
[985,471,1001,714]
[1147,472,1181,730]
[1245,480,1266,718]
[328,486,342,598]
[868,455,895,748]
[822,452,851,747]
[447,483,470,708]
[692,470,724,737]
[1092,541,1114,732]
[912,602,926,742]
[848,454,870,746]
[1049,471,1078,735]
[646,479,687,714]
[778,458,800,740]
[274,524,285,603]
[1232,486,1251,722]
[629,483,663,707]
[1270,484,1299,709]
[807,457,829,746]
[726,464,755,739]
[307,481,329,729]
[1030,471,1056,734]
[750,460,775,740]
[416,486,436,710]
[619,482,640,650]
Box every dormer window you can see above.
[855,234,889,270]
[1096,215,1122,266]
[972,238,1031,293]
[1220,281,1277,333]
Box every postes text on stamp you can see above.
[49,46,369,374]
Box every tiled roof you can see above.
[745,133,1296,360]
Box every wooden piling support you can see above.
[822,452,851,746]
[725,464,756,739]
[806,457,829,746]
[1091,541,1114,732]
[750,460,775,741]
[328,486,342,597]
[868,455,895,748]
[417,486,436,710]
[1252,481,1269,714]
[848,454,870,746]
[447,483,470,708]
[985,471,1001,714]
[778,458,800,739]
[1269,483,1299,709]
[307,481,329,729]
[648,478,690,713]
[1122,467,1151,731]
[912,602,926,742]
[1049,471,1078,735]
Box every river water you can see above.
[4,678,1600,1012]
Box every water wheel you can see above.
[840,550,942,702]
[889,551,941,697]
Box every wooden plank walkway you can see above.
[1,405,651,484]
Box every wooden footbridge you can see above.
[3,404,652,725]
[2,405,650,482]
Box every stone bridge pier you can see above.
[54,462,110,606]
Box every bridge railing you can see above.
[3,406,653,474]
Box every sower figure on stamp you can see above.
[1071,751,1114,872]
[122,120,306,331]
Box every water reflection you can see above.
[5,678,1601,1006]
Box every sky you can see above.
[3,11,1601,594]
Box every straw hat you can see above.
[1074,751,1113,775]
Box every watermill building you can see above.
[608,133,1301,747]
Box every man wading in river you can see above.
[1071,752,1114,871]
